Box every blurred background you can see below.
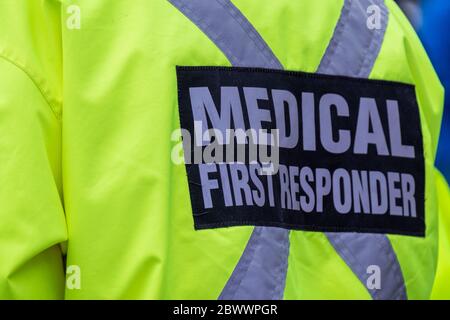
[396,0,450,182]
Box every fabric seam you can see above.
[0,52,61,121]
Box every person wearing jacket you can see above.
[0,0,448,299]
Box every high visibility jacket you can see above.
[0,0,448,300]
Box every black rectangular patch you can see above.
[176,66,425,237]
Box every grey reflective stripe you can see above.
[168,0,290,300]
[169,0,282,69]
[218,227,290,300]
[319,0,407,300]
[318,0,388,78]
[325,233,406,300]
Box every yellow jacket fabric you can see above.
[0,0,448,299]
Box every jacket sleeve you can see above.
[431,170,450,299]
[0,0,67,299]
